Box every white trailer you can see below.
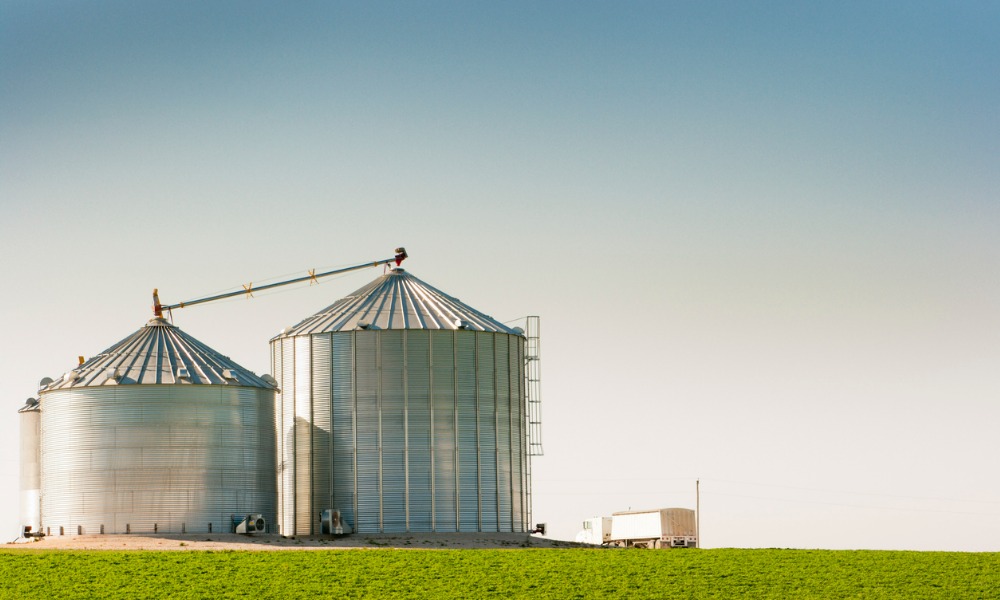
[575,508,698,548]
[575,516,613,545]
[609,508,697,548]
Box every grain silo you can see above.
[34,317,277,535]
[18,398,41,537]
[271,268,532,535]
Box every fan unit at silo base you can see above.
[320,509,352,535]
[234,514,266,534]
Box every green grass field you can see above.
[2,548,998,599]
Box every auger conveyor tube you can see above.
[153,247,407,316]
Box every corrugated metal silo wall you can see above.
[273,330,529,535]
[39,386,276,535]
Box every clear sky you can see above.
[2,1,997,550]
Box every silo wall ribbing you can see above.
[40,386,276,535]
[273,329,529,535]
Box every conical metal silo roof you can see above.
[277,268,521,337]
[40,317,274,391]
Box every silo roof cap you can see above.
[39,317,275,391]
[275,269,521,337]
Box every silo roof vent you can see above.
[18,397,40,413]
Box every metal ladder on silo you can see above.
[526,315,543,457]
[524,315,543,530]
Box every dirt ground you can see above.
[4,532,582,551]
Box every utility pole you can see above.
[696,479,701,548]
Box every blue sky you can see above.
[2,1,998,549]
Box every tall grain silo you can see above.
[35,317,277,535]
[271,268,531,535]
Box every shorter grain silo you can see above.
[36,317,277,535]
[272,268,531,535]
[18,398,41,536]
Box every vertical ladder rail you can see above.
[526,315,543,457]
[523,315,543,531]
